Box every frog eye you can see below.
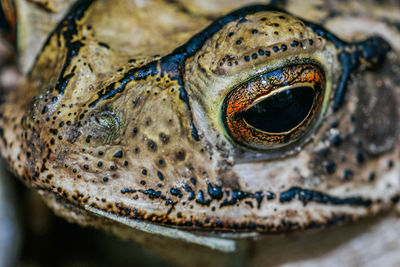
[222,64,325,151]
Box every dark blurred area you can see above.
[8,171,169,267]
[0,4,10,32]
[0,0,15,44]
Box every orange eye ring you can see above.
[222,64,325,151]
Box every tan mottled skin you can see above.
[1,0,399,240]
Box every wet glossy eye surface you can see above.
[242,86,315,133]
[222,64,325,151]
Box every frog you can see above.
[0,0,400,265]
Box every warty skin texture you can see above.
[0,0,399,240]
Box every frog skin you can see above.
[0,0,399,241]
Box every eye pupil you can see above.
[242,86,315,133]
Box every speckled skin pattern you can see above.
[0,0,399,232]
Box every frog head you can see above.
[0,1,398,236]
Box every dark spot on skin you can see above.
[103,177,109,182]
[42,106,49,114]
[171,188,182,198]
[97,162,103,167]
[145,118,152,126]
[290,40,299,47]
[251,53,258,59]
[332,135,341,146]
[274,31,279,35]
[244,55,250,61]
[281,44,287,51]
[142,169,147,175]
[113,151,123,158]
[236,39,242,45]
[121,188,136,194]
[98,42,110,49]
[183,185,193,193]
[325,160,336,174]
[258,49,264,55]
[264,51,270,56]
[228,32,234,37]
[356,151,365,164]
[190,177,197,185]
[388,160,394,169]
[157,171,164,181]
[83,164,89,170]
[196,190,211,206]
[266,191,276,200]
[255,192,264,208]
[166,198,174,206]
[147,140,157,151]
[280,187,372,207]
[175,150,185,161]
[308,39,314,45]
[273,46,279,52]
[159,133,169,145]
[252,29,258,34]
[245,201,253,208]
[207,183,223,200]
[220,190,254,207]
[369,172,376,182]
[188,191,195,200]
[343,169,354,180]
[139,189,164,200]
[140,180,146,185]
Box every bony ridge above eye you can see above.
[221,63,325,152]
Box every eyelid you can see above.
[246,82,316,109]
